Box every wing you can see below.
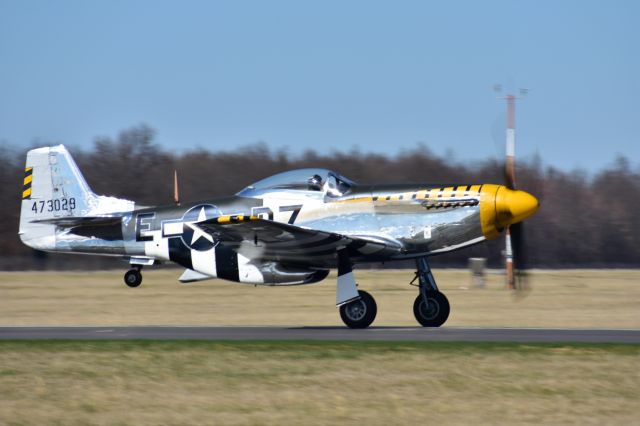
[197,215,400,265]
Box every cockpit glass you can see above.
[325,175,352,197]
[238,168,354,196]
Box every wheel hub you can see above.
[345,300,367,321]
[419,298,439,320]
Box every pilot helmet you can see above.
[308,174,323,190]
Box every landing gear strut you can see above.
[124,266,143,288]
[412,257,450,327]
[336,249,377,328]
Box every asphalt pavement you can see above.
[1,326,638,343]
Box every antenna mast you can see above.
[173,170,180,206]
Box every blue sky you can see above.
[1,0,638,171]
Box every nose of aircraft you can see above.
[479,185,539,239]
[495,186,539,228]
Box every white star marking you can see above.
[185,207,214,245]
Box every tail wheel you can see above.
[413,292,450,327]
[124,269,142,288]
[339,290,377,329]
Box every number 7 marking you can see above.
[279,205,302,224]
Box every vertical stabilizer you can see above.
[19,145,134,250]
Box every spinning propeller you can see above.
[504,156,530,292]
[498,89,534,293]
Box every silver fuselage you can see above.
[53,183,489,267]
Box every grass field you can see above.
[1,269,639,328]
[0,341,639,426]
[1,270,639,425]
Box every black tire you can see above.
[413,292,450,327]
[339,290,377,329]
[124,269,142,288]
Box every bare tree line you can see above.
[1,124,638,270]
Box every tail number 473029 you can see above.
[31,198,76,214]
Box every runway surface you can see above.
[1,326,639,343]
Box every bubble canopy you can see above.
[237,168,355,197]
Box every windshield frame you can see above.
[237,168,355,197]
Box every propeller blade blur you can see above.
[510,221,531,294]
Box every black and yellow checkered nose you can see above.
[22,167,33,199]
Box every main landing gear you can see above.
[124,266,143,288]
[336,250,378,328]
[339,290,377,329]
[336,254,450,329]
[411,257,450,327]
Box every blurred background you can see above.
[1,0,638,270]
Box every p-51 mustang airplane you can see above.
[19,145,538,328]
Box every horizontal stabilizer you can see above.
[30,216,121,228]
